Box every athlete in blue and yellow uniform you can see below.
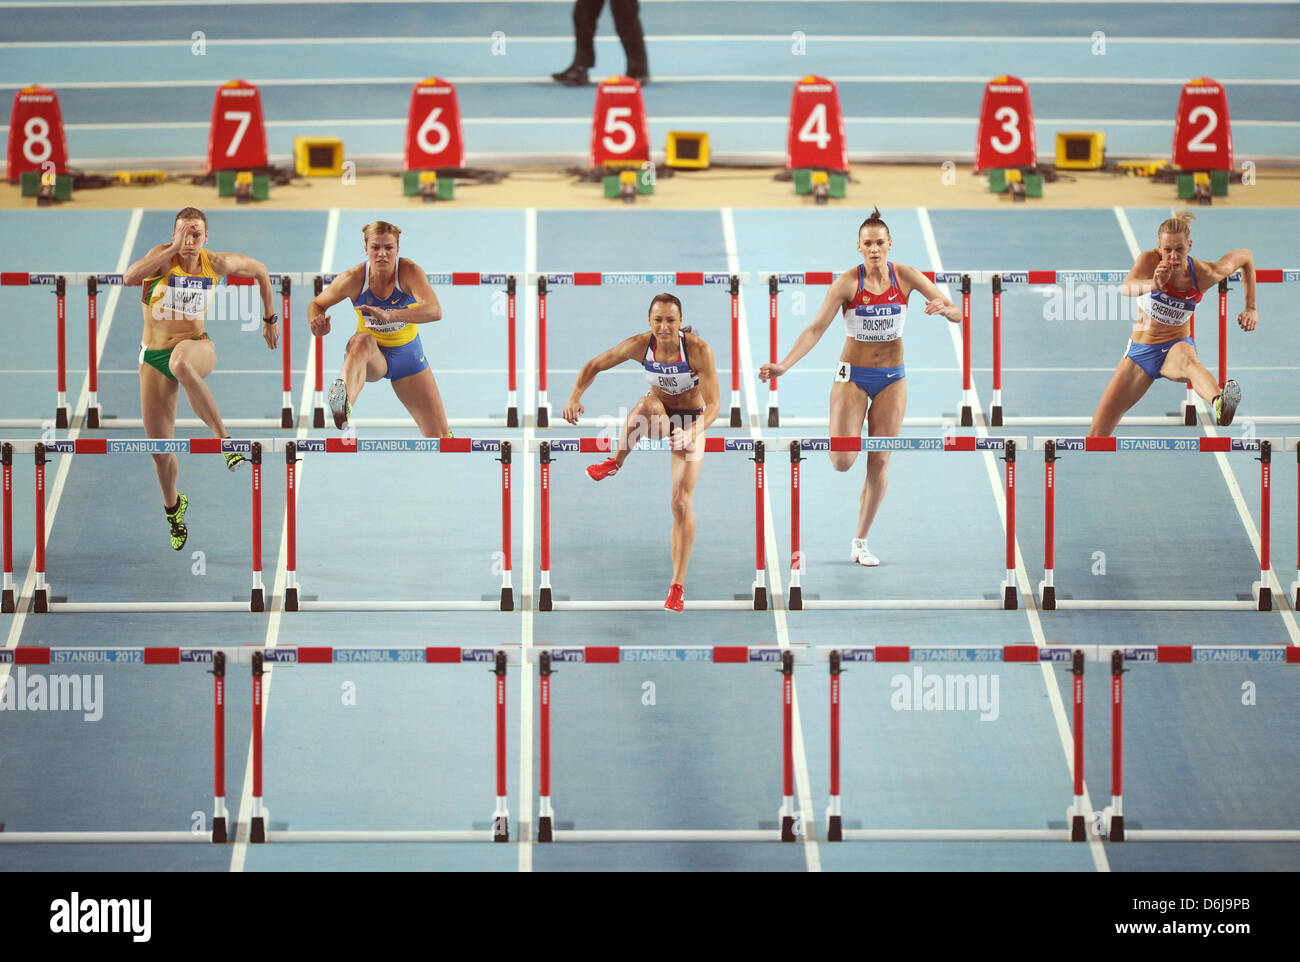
[561,293,722,611]
[308,221,450,437]
[759,208,961,567]
[1088,210,1256,437]
[123,206,279,550]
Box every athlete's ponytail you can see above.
[1157,210,1195,239]
[858,206,890,240]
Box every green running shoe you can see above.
[327,378,351,430]
[166,493,189,551]
[1214,379,1241,426]
[223,450,247,471]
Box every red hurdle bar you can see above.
[285,441,299,610]
[493,650,509,842]
[33,443,47,612]
[500,442,513,610]
[251,650,266,843]
[1004,438,1017,608]
[1218,278,1229,391]
[280,275,293,428]
[212,650,229,843]
[1040,440,1057,610]
[1070,649,1087,841]
[788,442,802,609]
[86,276,100,428]
[1295,442,1299,610]
[312,276,326,428]
[539,442,553,610]
[826,649,842,841]
[1108,650,1124,842]
[729,274,741,427]
[2,443,12,613]
[250,443,265,611]
[767,275,780,427]
[538,650,554,842]
[507,275,518,427]
[991,275,1002,425]
[780,650,796,841]
[961,274,973,427]
[55,276,68,428]
[537,276,549,426]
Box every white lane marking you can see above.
[229,207,337,871]
[518,208,537,872]
[919,207,1110,872]
[2,208,140,655]
[722,208,821,870]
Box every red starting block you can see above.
[590,76,650,168]
[404,77,465,170]
[207,80,268,173]
[786,75,847,172]
[6,85,68,182]
[1173,77,1233,172]
[974,75,1036,173]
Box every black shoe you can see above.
[628,68,650,85]
[551,65,589,86]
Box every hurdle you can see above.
[759,271,973,428]
[531,272,748,428]
[311,272,520,429]
[822,645,1082,842]
[278,437,513,612]
[785,435,1022,610]
[987,268,1300,427]
[0,645,516,844]
[1291,439,1300,609]
[1036,436,1278,611]
[1102,645,1300,843]
[0,271,299,430]
[0,647,231,844]
[534,646,810,843]
[4,438,266,613]
[532,437,768,611]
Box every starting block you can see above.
[114,170,167,185]
[401,169,454,200]
[20,169,72,204]
[603,167,653,203]
[1177,169,1229,204]
[1116,160,1167,177]
[792,167,846,202]
[988,168,1042,200]
[217,169,269,203]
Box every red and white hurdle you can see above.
[532,436,769,610]
[1036,436,1279,611]
[310,272,521,429]
[0,271,298,430]
[759,271,974,427]
[531,272,749,428]
[782,435,1022,610]
[3,438,266,613]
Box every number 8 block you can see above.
[6,85,68,182]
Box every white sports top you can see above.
[642,332,699,396]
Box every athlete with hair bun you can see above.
[759,208,961,568]
[1087,210,1256,437]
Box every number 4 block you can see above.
[786,76,847,173]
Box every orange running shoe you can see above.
[586,456,620,481]
[664,583,685,612]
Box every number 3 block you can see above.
[974,75,1036,173]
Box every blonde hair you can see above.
[362,221,402,243]
[1157,210,1195,239]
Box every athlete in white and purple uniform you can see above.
[562,293,721,612]
[1087,210,1255,437]
[759,208,961,567]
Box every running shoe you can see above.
[327,378,351,430]
[1214,379,1241,426]
[586,457,620,481]
[223,449,246,472]
[851,538,879,567]
[166,493,189,551]
[664,583,685,612]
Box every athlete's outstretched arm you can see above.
[759,269,855,380]
[1201,249,1257,330]
[561,334,644,424]
[894,264,961,322]
[307,265,363,338]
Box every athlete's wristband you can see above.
[263,313,279,324]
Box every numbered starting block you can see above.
[1177,169,1229,205]
[217,169,269,203]
[20,168,72,205]
[603,167,653,203]
[402,169,454,202]
[793,168,846,204]
[988,167,1043,201]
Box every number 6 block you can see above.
[405,77,465,171]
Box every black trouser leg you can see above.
[610,0,648,75]
[572,0,606,68]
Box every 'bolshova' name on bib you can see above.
[842,262,907,342]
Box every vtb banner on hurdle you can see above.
[0,646,518,845]
[530,272,747,428]
[0,272,298,430]
[1034,436,1279,611]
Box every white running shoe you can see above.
[851,538,879,567]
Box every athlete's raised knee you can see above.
[346,333,377,358]
[829,451,856,472]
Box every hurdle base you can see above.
[1292,580,1299,611]
[56,407,68,430]
[212,817,228,844]
[538,587,552,612]
[788,585,802,611]
[753,585,768,611]
[1070,812,1087,842]
[507,406,519,429]
[535,406,548,428]
[313,407,325,429]
[86,406,100,429]
[493,816,509,843]
[1109,813,1125,843]
[251,587,264,613]
[538,816,553,843]
[781,815,796,842]
[767,405,779,428]
[280,407,293,430]
[1039,582,1056,610]
[284,587,299,612]
[34,588,48,614]
[500,587,513,612]
[1,589,13,614]
[729,405,741,428]
[960,404,973,428]
[1252,581,1271,612]
[251,816,265,844]
[1183,402,1196,426]
[1002,581,1017,610]
[827,814,842,842]
[990,404,1003,428]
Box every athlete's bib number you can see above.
[834,362,850,383]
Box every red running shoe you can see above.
[586,457,620,481]
[664,583,685,612]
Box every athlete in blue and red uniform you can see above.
[562,293,721,611]
[759,208,961,567]
[1087,210,1257,437]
